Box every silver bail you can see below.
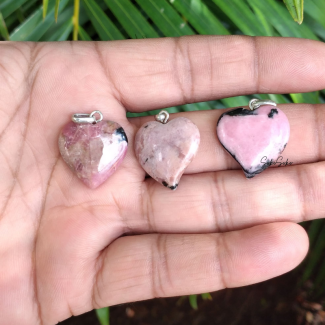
[72,110,103,124]
[248,98,277,111]
[155,110,169,124]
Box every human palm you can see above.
[1,36,325,325]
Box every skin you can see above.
[0,35,325,325]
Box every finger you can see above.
[130,103,325,174]
[96,36,325,111]
[137,161,325,234]
[92,222,308,307]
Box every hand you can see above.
[1,36,325,325]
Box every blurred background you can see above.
[1,0,325,324]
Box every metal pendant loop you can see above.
[248,99,277,111]
[72,110,103,124]
[155,110,169,124]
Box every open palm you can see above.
[1,35,325,325]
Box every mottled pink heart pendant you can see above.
[217,99,290,178]
[58,110,128,189]
[135,111,200,190]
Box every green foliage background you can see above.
[1,0,325,323]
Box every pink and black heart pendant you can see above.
[216,99,290,178]
[58,110,128,189]
[135,110,200,190]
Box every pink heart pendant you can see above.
[135,112,200,190]
[217,102,290,178]
[59,112,128,189]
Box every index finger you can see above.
[96,35,325,111]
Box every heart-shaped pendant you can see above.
[135,111,200,190]
[58,111,128,189]
[217,99,290,178]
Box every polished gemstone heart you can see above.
[58,120,128,189]
[217,105,290,178]
[135,117,200,190]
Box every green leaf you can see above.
[55,0,60,22]
[221,96,251,108]
[201,292,212,300]
[43,0,49,19]
[78,25,91,40]
[257,94,290,104]
[189,294,198,310]
[290,92,320,104]
[304,195,325,294]
[40,1,91,42]
[303,15,325,40]
[304,0,325,38]
[10,6,43,40]
[21,0,39,12]
[298,220,325,289]
[16,7,25,23]
[301,221,325,283]
[0,11,9,40]
[249,2,275,36]
[96,307,110,325]
[103,0,159,39]
[47,17,73,41]
[3,13,18,30]
[10,0,69,41]
[306,0,325,19]
[40,5,73,41]
[56,19,73,41]
[0,0,30,18]
[212,0,266,36]
[135,0,194,37]
[313,252,325,296]
[283,0,304,24]
[73,0,79,40]
[247,0,317,40]
[83,0,124,40]
[308,220,325,253]
[170,0,229,35]
[180,101,214,111]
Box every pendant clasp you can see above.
[72,110,103,124]
[155,110,169,124]
[248,99,277,111]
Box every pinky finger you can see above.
[93,222,308,308]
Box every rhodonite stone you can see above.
[58,120,128,189]
[135,117,200,190]
[217,105,290,178]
